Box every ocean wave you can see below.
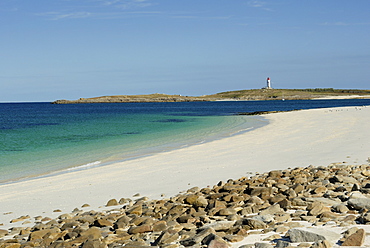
[65,161,102,171]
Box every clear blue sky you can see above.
[1,0,369,102]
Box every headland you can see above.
[52,88,370,104]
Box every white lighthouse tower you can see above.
[266,77,272,89]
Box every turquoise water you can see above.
[0,103,264,183]
[2,99,370,184]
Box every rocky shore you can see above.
[1,162,370,248]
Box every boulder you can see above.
[287,228,340,242]
[341,228,365,246]
[348,198,370,210]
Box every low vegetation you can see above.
[52,88,370,104]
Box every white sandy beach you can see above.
[1,105,370,232]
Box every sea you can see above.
[1,99,370,184]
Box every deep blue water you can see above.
[1,99,369,183]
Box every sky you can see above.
[1,0,370,102]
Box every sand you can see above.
[1,105,370,232]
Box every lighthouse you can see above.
[266,77,271,89]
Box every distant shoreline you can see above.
[51,88,370,104]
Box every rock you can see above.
[332,204,349,213]
[307,202,330,216]
[259,204,282,215]
[218,208,237,216]
[254,243,274,248]
[250,187,272,200]
[313,186,327,195]
[349,191,366,199]
[207,235,230,248]
[126,204,143,215]
[269,170,283,178]
[194,196,208,208]
[185,194,199,205]
[58,213,73,219]
[119,197,130,204]
[10,215,30,223]
[28,229,55,241]
[277,199,291,209]
[41,217,52,222]
[224,234,244,243]
[251,214,274,224]
[0,243,21,248]
[81,203,90,208]
[362,169,370,177]
[263,234,281,241]
[154,231,180,245]
[275,226,289,233]
[106,198,118,206]
[348,198,370,210]
[275,240,291,248]
[180,227,216,246]
[203,221,236,231]
[341,228,365,246]
[275,213,291,222]
[94,218,113,227]
[293,184,305,194]
[243,219,267,230]
[128,224,153,234]
[0,229,8,238]
[81,239,105,248]
[80,227,102,240]
[341,215,357,224]
[305,198,340,206]
[153,220,168,232]
[310,240,332,248]
[331,175,358,184]
[287,228,341,242]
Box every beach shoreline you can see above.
[0,114,266,186]
[1,105,370,240]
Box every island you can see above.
[52,88,370,104]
